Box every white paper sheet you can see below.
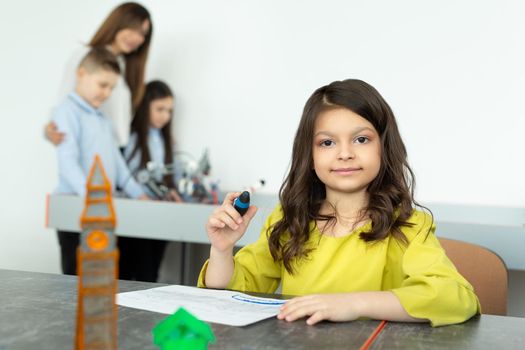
[116,285,286,326]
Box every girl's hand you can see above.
[277,294,363,325]
[45,121,65,145]
[206,192,257,253]
[167,189,184,202]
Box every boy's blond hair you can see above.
[78,47,120,74]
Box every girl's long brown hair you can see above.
[89,2,152,110]
[269,79,426,274]
[128,80,175,188]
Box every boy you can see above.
[52,47,146,275]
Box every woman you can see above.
[45,2,153,147]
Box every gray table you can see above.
[0,269,377,349]
[1,269,524,349]
[371,317,525,350]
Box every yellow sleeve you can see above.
[197,206,282,293]
[391,214,481,326]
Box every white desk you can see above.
[47,194,525,270]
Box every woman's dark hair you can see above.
[89,2,152,110]
[269,79,425,274]
[128,80,175,188]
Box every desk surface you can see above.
[0,269,378,349]
[1,269,524,350]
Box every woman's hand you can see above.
[206,192,257,253]
[277,293,363,325]
[44,121,65,145]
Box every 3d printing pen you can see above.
[233,191,250,216]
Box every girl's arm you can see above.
[167,189,183,202]
[205,245,236,289]
[278,291,426,325]
[114,140,146,199]
[204,192,257,288]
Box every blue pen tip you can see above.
[234,191,250,215]
[238,191,250,204]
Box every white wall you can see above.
[1,0,524,273]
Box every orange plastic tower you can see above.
[76,155,118,350]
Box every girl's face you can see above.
[149,96,174,129]
[112,19,150,55]
[312,107,381,199]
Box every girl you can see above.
[199,79,480,326]
[120,80,182,282]
[46,2,152,147]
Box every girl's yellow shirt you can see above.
[198,206,481,326]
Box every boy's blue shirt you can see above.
[52,92,144,198]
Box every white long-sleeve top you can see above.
[56,45,132,146]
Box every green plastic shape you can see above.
[153,307,216,350]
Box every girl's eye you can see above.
[354,136,369,144]
[320,140,334,147]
